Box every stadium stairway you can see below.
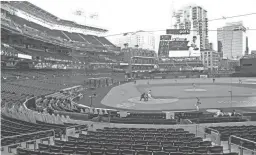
[61,31,71,41]
[77,33,90,44]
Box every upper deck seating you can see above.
[62,31,85,42]
[8,1,57,23]
[47,30,69,41]
[81,34,102,45]
[97,37,116,46]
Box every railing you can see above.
[1,129,55,147]
[204,127,221,145]
[229,135,256,155]
[65,124,88,139]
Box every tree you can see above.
[124,43,128,48]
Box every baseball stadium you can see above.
[1,1,256,155]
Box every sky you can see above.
[28,0,256,52]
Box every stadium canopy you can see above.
[8,1,108,32]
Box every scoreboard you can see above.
[169,41,189,50]
[166,29,190,35]
[160,35,172,40]
[158,29,200,58]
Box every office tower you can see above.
[217,21,247,59]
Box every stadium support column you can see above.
[89,93,97,107]
[128,50,133,79]
[8,36,13,45]
[128,60,132,79]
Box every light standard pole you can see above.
[228,90,233,107]
[228,27,242,108]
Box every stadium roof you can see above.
[8,1,108,32]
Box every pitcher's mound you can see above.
[128,97,178,104]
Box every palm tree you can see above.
[124,43,128,48]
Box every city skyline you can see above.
[28,0,256,53]
[114,32,155,50]
[172,5,209,50]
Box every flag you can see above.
[74,10,83,16]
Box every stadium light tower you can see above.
[73,9,99,26]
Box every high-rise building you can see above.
[114,32,155,50]
[245,36,249,55]
[217,21,247,60]
[172,5,209,50]
[209,43,213,50]
[201,50,220,71]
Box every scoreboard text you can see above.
[166,29,190,35]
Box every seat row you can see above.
[90,131,189,136]
[100,127,186,132]
[110,118,177,125]
[78,137,203,144]
[86,132,194,137]
[36,143,225,154]
[55,139,212,148]
[16,147,239,155]
[88,132,192,137]
[208,125,256,132]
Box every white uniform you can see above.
[147,90,152,99]
[192,83,196,89]
[187,40,199,57]
[195,101,201,111]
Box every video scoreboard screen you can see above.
[158,29,200,58]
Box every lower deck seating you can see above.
[16,127,239,155]
[206,125,256,141]
[206,125,256,151]
[1,115,69,146]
